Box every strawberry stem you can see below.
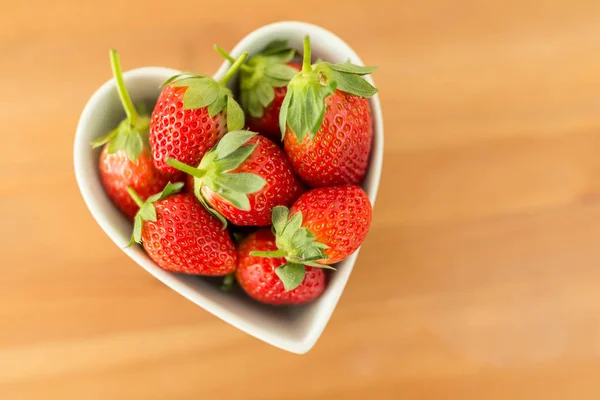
[166,158,206,179]
[302,36,312,74]
[127,187,144,207]
[250,249,287,258]
[214,45,251,72]
[218,52,248,85]
[110,49,138,126]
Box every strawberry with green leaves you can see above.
[166,130,304,227]
[150,53,248,175]
[91,49,174,220]
[246,185,372,292]
[128,182,237,276]
[280,36,378,187]
[236,228,326,305]
[215,41,300,141]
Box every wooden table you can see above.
[3,0,600,398]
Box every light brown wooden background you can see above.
[2,0,600,398]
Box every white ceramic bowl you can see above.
[73,21,383,354]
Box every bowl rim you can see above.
[73,21,383,354]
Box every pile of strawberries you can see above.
[92,37,378,305]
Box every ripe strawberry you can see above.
[248,185,371,291]
[128,182,237,275]
[280,36,378,187]
[150,52,248,175]
[166,130,304,227]
[236,228,326,305]
[98,147,173,220]
[91,49,174,220]
[215,41,301,141]
[288,185,372,264]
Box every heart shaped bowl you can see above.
[74,21,383,354]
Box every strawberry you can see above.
[149,52,248,175]
[166,130,304,227]
[236,228,326,305]
[247,185,371,291]
[287,185,372,264]
[98,147,173,220]
[279,36,378,187]
[215,41,301,141]
[91,49,174,220]
[128,182,237,276]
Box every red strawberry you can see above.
[149,52,248,175]
[215,41,301,141]
[128,182,237,275]
[288,185,372,264]
[236,228,326,305]
[99,147,172,219]
[91,49,175,220]
[280,36,378,187]
[247,185,371,291]
[166,130,304,227]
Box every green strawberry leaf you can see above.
[100,117,150,162]
[298,246,325,261]
[329,61,377,75]
[255,80,275,108]
[176,77,220,110]
[247,94,264,118]
[161,72,203,87]
[265,64,299,81]
[263,50,296,65]
[208,90,228,118]
[219,189,251,211]
[282,212,303,237]
[91,127,118,149]
[262,40,292,55]
[124,130,144,161]
[272,206,289,234]
[146,181,184,203]
[329,70,379,98]
[226,96,245,131]
[214,130,257,159]
[286,90,304,141]
[265,76,290,88]
[275,263,306,291]
[217,173,266,194]
[107,125,129,153]
[138,203,156,221]
[278,90,292,137]
[131,214,143,245]
[217,144,257,172]
[291,228,312,248]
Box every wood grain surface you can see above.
[3,0,600,398]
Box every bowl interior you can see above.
[74,21,383,354]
